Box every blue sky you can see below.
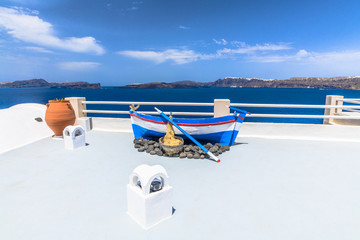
[1,0,360,85]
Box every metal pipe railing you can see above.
[83,101,214,106]
[230,103,360,109]
[341,99,360,105]
[249,114,360,119]
[83,100,360,109]
[83,110,214,116]
[83,110,360,119]
[342,108,360,113]
[79,97,360,121]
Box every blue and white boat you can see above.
[130,109,248,146]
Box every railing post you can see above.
[323,95,343,124]
[214,99,230,117]
[65,97,87,119]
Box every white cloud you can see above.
[117,49,215,64]
[117,42,292,65]
[248,49,360,69]
[125,1,143,11]
[230,41,246,47]
[127,6,138,11]
[58,61,101,70]
[217,43,292,55]
[117,39,360,73]
[179,25,190,30]
[9,6,39,15]
[213,38,228,45]
[22,46,53,53]
[0,6,105,55]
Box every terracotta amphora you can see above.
[45,100,76,136]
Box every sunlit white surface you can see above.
[1,129,359,240]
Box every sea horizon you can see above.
[2,87,360,124]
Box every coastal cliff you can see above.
[0,79,101,89]
[119,76,360,90]
[119,80,205,89]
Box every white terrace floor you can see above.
[1,104,360,240]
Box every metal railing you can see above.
[340,99,360,113]
[80,97,360,121]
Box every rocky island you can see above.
[0,79,101,89]
[119,76,360,90]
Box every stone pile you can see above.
[133,137,230,159]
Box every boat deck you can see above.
[1,130,360,240]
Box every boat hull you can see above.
[130,110,246,146]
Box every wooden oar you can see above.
[154,107,221,163]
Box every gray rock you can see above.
[209,147,217,153]
[148,140,156,145]
[179,153,187,158]
[194,153,200,159]
[150,150,156,155]
[200,154,205,159]
[173,153,179,157]
[154,148,161,152]
[156,151,163,156]
[146,148,151,153]
[138,147,145,152]
[134,144,141,148]
[205,143,213,147]
[135,137,144,144]
[154,143,160,148]
[187,153,193,159]
[224,146,230,151]
[184,147,191,152]
[215,143,222,148]
[214,152,219,156]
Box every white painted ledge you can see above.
[239,122,360,142]
[0,104,53,154]
[91,117,360,143]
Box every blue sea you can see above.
[1,87,359,124]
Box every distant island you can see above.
[0,79,101,89]
[119,77,360,90]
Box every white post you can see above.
[65,97,87,119]
[214,99,230,117]
[323,95,343,124]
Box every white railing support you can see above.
[214,99,230,117]
[323,95,344,124]
[65,97,87,119]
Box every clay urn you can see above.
[45,100,76,136]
